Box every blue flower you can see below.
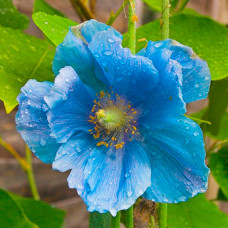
[16,20,210,216]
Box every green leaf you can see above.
[10,192,66,228]
[131,14,228,80]
[0,0,29,30]
[33,0,65,17]
[0,189,37,228]
[167,194,228,228]
[32,12,78,46]
[142,0,179,12]
[217,189,228,201]
[202,78,228,140]
[0,189,65,228]
[0,26,55,113]
[210,145,228,199]
[89,212,112,228]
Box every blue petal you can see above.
[138,39,211,103]
[52,28,106,92]
[83,141,151,216]
[88,29,159,106]
[16,80,60,163]
[138,47,186,129]
[78,19,122,43]
[45,66,96,143]
[142,116,209,203]
[52,132,95,195]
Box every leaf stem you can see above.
[125,206,134,228]
[158,203,167,228]
[25,145,40,200]
[70,0,94,20]
[0,136,29,171]
[127,0,137,54]
[176,0,190,13]
[106,0,129,26]
[161,0,169,40]
[111,211,121,228]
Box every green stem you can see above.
[106,0,129,26]
[127,0,137,54]
[70,0,94,20]
[158,203,167,228]
[125,206,134,228]
[25,146,40,200]
[0,136,29,171]
[111,211,121,228]
[149,215,156,228]
[176,0,190,13]
[161,0,169,40]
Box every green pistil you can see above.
[96,107,126,130]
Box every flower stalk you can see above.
[25,145,40,200]
[161,0,169,40]
[111,211,121,228]
[158,203,167,228]
[127,0,137,54]
[106,0,129,26]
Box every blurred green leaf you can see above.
[210,145,228,199]
[0,0,29,30]
[129,14,228,80]
[0,189,37,228]
[0,26,55,113]
[33,0,65,17]
[89,212,112,228]
[10,192,66,228]
[217,189,228,201]
[202,78,228,140]
[167,194,228,228]
[32,12,77,46]
[0,189,65,228]
[142,0,179,12]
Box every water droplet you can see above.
[127,191,133,197]
[195,83,199,88]
[193,132,199,136]
[154,42,163,48]
[103,50,113,56]
[107,37,114,43]
[40,139,46,146]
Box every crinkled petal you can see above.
[138,47,186,129]
[142,116,209,203]
[78,19,122,44]
[52,132,95,195]
[52,28,105,92]
[44,66,96,143]
[88,29,159,106]
[138,39,211,103]
[16,80,60,163]
[83,141,151,216]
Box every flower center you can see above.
[96,107,126,131]
[88,91,138,149]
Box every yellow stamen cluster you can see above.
[88,91,138,149]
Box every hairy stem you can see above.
[111,211,121,228]
[127,0,137,54]
[106,0,129,26]
[25,146,40,200]
[158,203,167,228]
[125,206,134,228]
[161,0,169,39]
